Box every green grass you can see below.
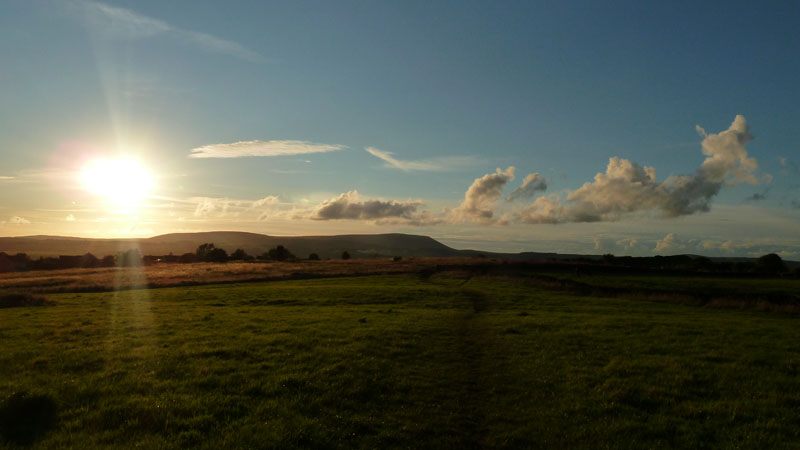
[1,275,799,449]
[540,271,800,298]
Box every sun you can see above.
[80,158,154,206]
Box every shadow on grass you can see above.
[0,293,53,308]
[0,392,58,446]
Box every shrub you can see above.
[755,253,787,274]
[341,251,351,260]
[265,245,294,262]
[230,249,251,261]
[308,253,320,261]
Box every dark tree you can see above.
[755,253,787,274]
[230,249,251,261]
[341,251,351,260]
[266,245,294,262]
[196,243,216,260]
[308,253,320,261]
[207,247,229,262]
[179,253,198,263]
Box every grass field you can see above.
[0,258,481,294]
[2,274,800,449]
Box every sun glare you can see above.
[81,158,154,206]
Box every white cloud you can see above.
[189,140,347,159]
[453,167,515,223]
[519,115,761,224]
[65,214,76,222]
[365,147,480,172]
[507,173,547,201]
[72,0,262,62]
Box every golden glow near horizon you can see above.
[80,157,154,208]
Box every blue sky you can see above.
[1,0,799,257]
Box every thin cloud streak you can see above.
[72,0,263,62]
[365,147,480,172]
[189,140,348,158]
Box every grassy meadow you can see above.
[1,273,800,448]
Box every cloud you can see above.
[252,196,280,208]
[65,214,76,222]
[453,167,515,222]
[189,140,347,159]
[8,216,30,225]
[0,176,14,181]
[72,0,262,61]
[780,157,800,176]
[519,115,760,224]
[192,197,250,217]
[311,190,422,221]
[365,147,480,172]
[507,173,547,201]
[594,237,649,255]
[746,187,771,202]
[654,233,684,253]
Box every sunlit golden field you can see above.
[0,259,486,294]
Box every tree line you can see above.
[0,243,353,273]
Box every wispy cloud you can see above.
[7,216,31,225]
[365,147,480,172]
[72,0,263,62]
[189,140,348,159]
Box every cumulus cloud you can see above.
[454,167,515,222]
[519,115,760,224]
[189,140,347,158]
[71,0,262,61]
[507,173,547,201]
[311,190,422,221]
[365,147,480,172]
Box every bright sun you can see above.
[81,158,154,206]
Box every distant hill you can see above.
[0,232,796,267]
[0,232,466,259]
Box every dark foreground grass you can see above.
[1,275,799,449]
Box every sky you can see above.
[1,0,799,258]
